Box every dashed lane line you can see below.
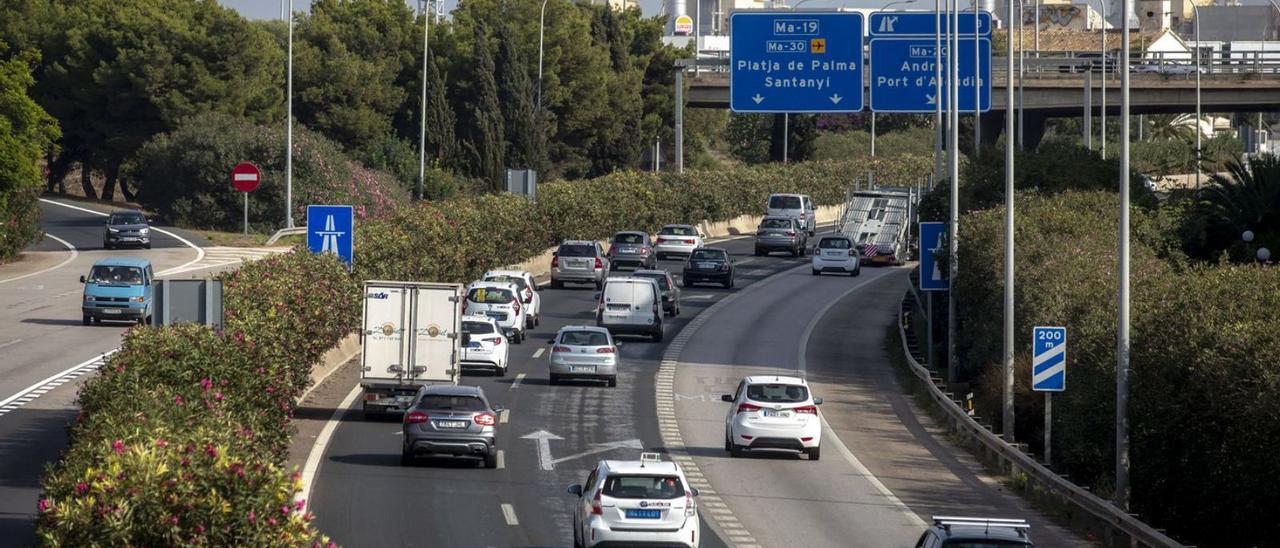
[501,503,520,526]
[510,373,526,390]
[532,348,545,359]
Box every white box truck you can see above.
[360,281,465,418]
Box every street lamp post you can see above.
[538,0,550,109]
[417,0,431,201]
[285,0,294,229]
[1116,0,1133,513]
[973,0,981,154]
[935,0,944,186]
[1002,0,1017,443]
[1099,0,1107,159]
[1192,2,1201,190]
[947,0,961,382]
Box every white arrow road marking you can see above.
[752,94,764,104]
[550,439,644,467]
[521,430,564,471]
[829,93,843,104]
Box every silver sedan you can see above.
[548,326,620,387]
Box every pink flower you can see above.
[174,395,184,406]
[204,444,218,458]
[169,516,179,525]
[199,378,212,391]
[155,438,168,448]
[268,517,279,526]
[111,440,125,455]
[197,525,206,533]
[294,499,306,511]
[247,510,256,523]
[37,499,50,513]
[75,482,89,494]
[214,391,224,401]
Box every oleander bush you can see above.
[956,191,1280,546]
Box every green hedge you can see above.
[956,191,1280,545]
[38,250,356,546]
[0,49,60,260]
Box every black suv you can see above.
[103,209,151,250]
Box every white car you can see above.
[654,224,704,260]
[483,269,541,329]
[722,376,824,460]
[460,315,509,376]
[464,281,526,343]
[548,325,620,387]
[811,235,861,276]
[567,453,701,548]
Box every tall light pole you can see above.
[1002,0,1016,443]
[934,0,944,186]
[1192,2,1201,191]
[1268,0,1280,74]
[417,0,431,201]
[1099,0,1107,159]
[947,0,961,382]
[1116,0,1133,514]
[285,0,294,229]
[1016,0,1024,147]
[973,0,981,154]
[538,0,550,109]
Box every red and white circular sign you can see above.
[231,161,261,192]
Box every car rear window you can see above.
[769,195,801,209]
[602,475,685,499]
[486,275,528,292]
[761,218,792,229]
[467,287,515,303]
[559,330,610,346]
[416,395,487,411]
[819,238,852,249]
[613,233,644,244]
[746,383,809,403]
[690,249,726,261]
[462,321,496,335]
[559,244,596,257]
[660,226,696,236]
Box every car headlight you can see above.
[83,295,94,302]
[108,228,119,233]
[139,228,150,234]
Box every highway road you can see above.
[308,230,1087,547]
[0,198,260,545]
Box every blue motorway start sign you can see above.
[919,222,947,291]
[868,11,991,113]
[306,205,354,267]
[1032,326,1066,391]
[729,12,864,113]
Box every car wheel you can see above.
[400,451,414,466]
[82,315,91,326]
[608,376,617,388]
[725,277,734,289]
[807,445,821,461]
[484,450,498,469]
[496,365,507,377]
[724,433,732,452]
[595,279,604,290]
[137,317,146,326]
[681,279,691,288]
[551,279,563,289]
[515,330,525,344]
[854,267,861,277]
[730,443,745,458]
[550,374,560,385]
[535,313,541,327]
[144,243,152,250]
[754,247,763,256]
[812,269,820,276]
[651,327,663,342]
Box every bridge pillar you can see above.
[1022,111,1047,150]
[980,112,1003,146]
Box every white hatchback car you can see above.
[464,281,526,343]
[811,235,861,276]
[567,453,701,548]
[460,315,509,376]
[654,224,704,260]
[483,269,541,329]
[722,376,824,460]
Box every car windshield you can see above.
[602,475,685,499]
[613,233,644,244]
[467,287,514,304]
[769,195,801,209]
[636,273,670,290]
[819,238,852,249]
[109,213,146,225]
[746,383,809,403]
[559,244,596,257]
[660,226,696,236]
[86,265,144,285]
[761,218,791,229]
[416,395,487,411]
[462,321,496,335]
[559,330,610,346]
[486,275,528,292]
[690,250,726,261]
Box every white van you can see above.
[595,277,663,342]
[766,193,816,236]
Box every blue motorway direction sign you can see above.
[869,11,992,37]
[729,12,864,113]
[307,205,354,267]
[1032,327,1067,392]
[870,37,991,113]
[919,222,947,291]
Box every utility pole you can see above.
[675,67,685,173]
[1116,0,1133,513]
[947,0,961,382]
[285,0,294,228]
[935,0,944,185]
[1193,2,1202,190]
[1100,0,1107,159]
[1003,0,1017,443]
[973,0,981,154]
[417,0,431,201]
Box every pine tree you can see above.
[461,22,505,190]
[422,42,458,170]
[494,19,546,175]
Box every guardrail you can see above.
[897,282,1184,547]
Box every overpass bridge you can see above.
[681,56,1280,146]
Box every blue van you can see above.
[80,257,155,325]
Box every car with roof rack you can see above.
[566,452,701,548]
[915,516,1033,547]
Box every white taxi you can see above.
[566,453,701,548]
[722,376,824,460]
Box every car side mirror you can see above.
[615,341,624,348]
[691,488,700,497]
[552,251,558,257]
[567,484,583,496]
[813,396,824,405]
[79,275,86,283]
[593,293,601,301]
[721,394,734,402]
[460,333,471,345]
[546,339,556,345]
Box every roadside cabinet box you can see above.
[154,279,224,329]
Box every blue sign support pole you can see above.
[1033,326,1067,465]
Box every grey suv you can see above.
[104,209,152,250]
[552,240,610,289]
[607,231,657,270]
[754,216,806,257]
[401,384,500,468]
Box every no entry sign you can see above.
[231,162,261,192]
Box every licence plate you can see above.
[396,395,415,403]
[625,509,662,519]
[486,311,507,320]
[607,304,629,310]
[102,308,122,314]
[468,341,482,348]
[435,420,468,429]
[621,248,636,253]
[569,365,596,373]
[763,409,791,418]
[697,262,716,269]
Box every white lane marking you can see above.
[521,430,563,471]
[501,503,519,526]
[38,198,206,276]
[795,268,926,527]
[496,449,506,469]
[298,385,363,509]
[549,439,644,467]
[498,408,510,423]
[684,295,716,301]
[0,339,22,350]
[510,372,526,390]
[0,351,112,417]
[532,348,545,359]
[0,233,78,285]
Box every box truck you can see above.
[360,281,465,418]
